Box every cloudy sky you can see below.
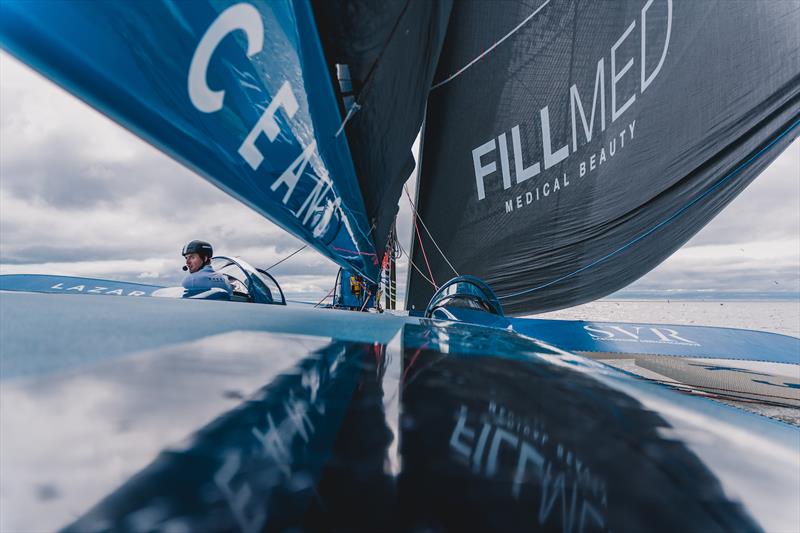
[1,51,798,303]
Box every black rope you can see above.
[355,0,412,101]
[264,245,306,272]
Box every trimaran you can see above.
[1,0,798,531]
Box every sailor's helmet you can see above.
[181,240,214,259]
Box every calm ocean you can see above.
[531,299,800,338]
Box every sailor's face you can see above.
[184,253,204,273]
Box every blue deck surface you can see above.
[0,291,411,379]
[1,291,798,532]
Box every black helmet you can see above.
[182,240,213,258]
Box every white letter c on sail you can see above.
[188,3,264,113]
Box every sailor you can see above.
[181,240,232,299]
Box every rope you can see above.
[430,0,551,91]
[331,245,377,258]
[313,285,336,308]
[264,245,306,271]
[395,235,437,289]
[359,291,372,312]
[403,184,459,277]
[498,118,800,300]
[332,0,412,135]
[412,208,437,288]
[314,268,341,308]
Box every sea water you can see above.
[532,299,800,338]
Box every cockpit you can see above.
[152,256,286,305]
[210,256,285,305]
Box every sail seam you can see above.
[499,118,800,300]
[430,0,551,91]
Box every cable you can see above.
[264,245,306,272]
[411,206,437,288]
[395,235,437,289]
[430,0,551,91]
[359,291,372,312]
[403,185,459,277]
[314,285,336,308]
[315,268,341,308]
[332,0,412,135]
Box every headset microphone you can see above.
[182,266,188,271]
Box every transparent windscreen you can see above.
[210,257,249,298]
[209,257,281,304]
[254,270,282,303]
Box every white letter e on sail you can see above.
[188,3,264,113]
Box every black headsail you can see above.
[407,0,800,315]
[312,0,452,255]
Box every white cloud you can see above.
[624,140,800,296]
[0,53,146,164]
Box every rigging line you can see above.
[395,235,437,289]
[264,245,306,271]
[430,0,551,91]
[315,268,342,308]
[396,237,436,289]
[359,291,372,312]
[314,284,336,308]
[499,118,800,300]
[332,0,412,136]
[403,184,459,277]
[331,245,377,258]
[411,205,438,288]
